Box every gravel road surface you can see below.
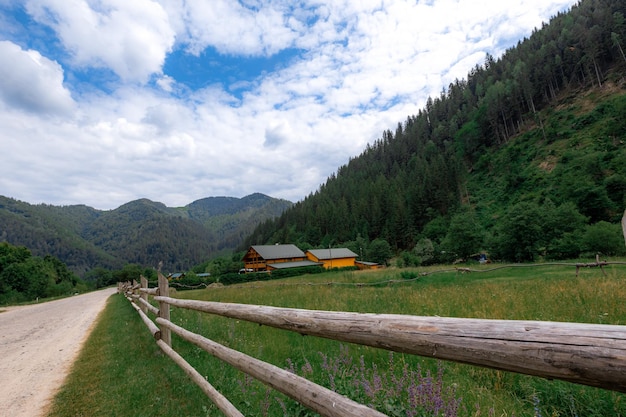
[0,287,117,417]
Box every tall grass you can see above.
[50,263,626,416]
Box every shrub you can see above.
[400,271,419,280]
[414,238,436,265]
[582,221,626,256]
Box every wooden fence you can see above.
[120,271,626,417]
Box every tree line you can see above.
[0,242,170,304]
[0,242,88,304]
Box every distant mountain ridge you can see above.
[0,193,292,275]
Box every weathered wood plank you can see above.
[156,339,244,417]
[129,301,161,340]
[156,318,387,417]
[136,297,159,316]
[139,276,149,314]
[139,287,159,296]
[157,272,171,346]
[155,297,626,392]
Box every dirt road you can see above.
[0,287,118,417]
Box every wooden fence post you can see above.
[139,275,148,314]
[158,271,171,347]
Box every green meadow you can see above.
[49,262,626,416]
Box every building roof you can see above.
[307,248,358,260]
[250,244,305,260]
[267,260,324,269]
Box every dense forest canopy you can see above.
[0,240,165,303]
[0,194,291,275]
[243,0,626,263]
[0,242,87,304]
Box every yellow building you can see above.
[306,248,358,269]
[355,261,383,270]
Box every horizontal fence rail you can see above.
[155,339,245,417]
[121,275,387,417]
[120,262,626,417]
[154,296,626,393]
[156,317,387,417]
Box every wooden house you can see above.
[242,244,321,272]
[167,272,185,281]
[306,248,358,269]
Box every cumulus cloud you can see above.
[0,40,74,115]
[263,121,293,149]
[0,0,578,209]
[155,74,176,92]
[162,0,300,56]
[24,0,175,83]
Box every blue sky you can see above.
[0,0,577,210]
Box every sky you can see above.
[0,0,578,211]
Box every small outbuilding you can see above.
[355,261,383,270]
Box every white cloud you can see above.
[0,41,74,115]
[155,75,176,92]
[163,0,299,56]
[0,0,578,210]
[25,0,175,83]
[263,120,294,149]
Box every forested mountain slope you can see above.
[185,193,293,252]
[0,194,291,275]
[244,0,626,263]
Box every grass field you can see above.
[49,262,626,416]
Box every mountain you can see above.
[185,193,294,252]
[0,194,291,275]
[243,0,626,263]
